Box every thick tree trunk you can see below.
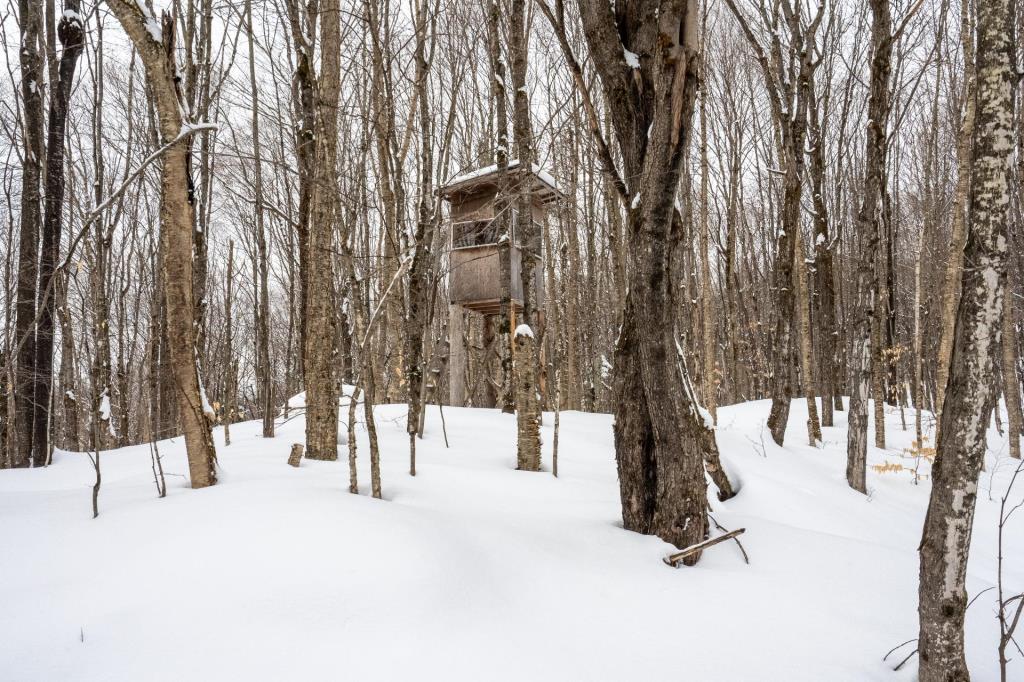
[303,0,342,461]
[32,2,84,466]
[918,0,1013,675]
[105,1,217,487]
[12,0,46,468]
[575,0,734,559]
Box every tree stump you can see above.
[288,443,303,467]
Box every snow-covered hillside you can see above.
[1,399,1020,681]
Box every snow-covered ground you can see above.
[1,398,1021,681]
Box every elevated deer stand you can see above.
[440,162,562,407]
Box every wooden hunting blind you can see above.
[439,161,561,315]
[440,161,562,407]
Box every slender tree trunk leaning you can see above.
[847,0,892,494]
[918,0,1013,675]
[104,0,217,488]
[935,0,977,436]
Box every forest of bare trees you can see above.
[0,0,1021,677]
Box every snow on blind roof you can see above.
[443,160,561,195]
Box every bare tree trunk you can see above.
[935,0,976,436]
[1003,290,1022,459]
[572,0,734,558]
[89,18,116,451]
[56,273,80,451]
[511,0,541,466]
[872,275,887,449]
[794,225,822,446]
[12,0,46,468]
[303,0,342,461]
[723,0,826,447]
[486,0,514,415]
[223,240,235,446]
[698,76,716,424]
[514,327,541,470]
[32,1,84,466]
[105,1,217,487]
[404,0,436,475]
[246,0,274,439]
[808,89,839,426]
[918,0,1013,675]
[847,0,892,494]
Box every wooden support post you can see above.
[448,303,466,407]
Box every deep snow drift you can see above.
[1,397,1021,681]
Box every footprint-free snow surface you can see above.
[1,398,1021,680]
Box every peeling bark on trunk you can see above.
[918,0,1013,675]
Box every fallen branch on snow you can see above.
[663,528,746,568]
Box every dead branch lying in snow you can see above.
[663,528,747,568]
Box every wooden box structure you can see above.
[440,162,562,406]
[440,162,561,315]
